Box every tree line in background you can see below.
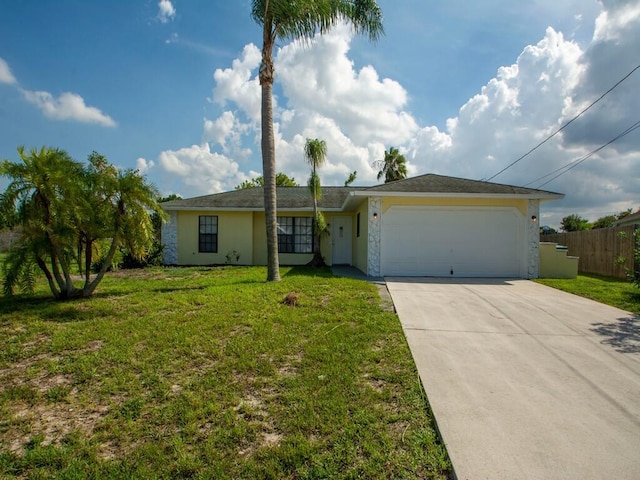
[541,209,639,233]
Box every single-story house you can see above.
[160,173,563,278]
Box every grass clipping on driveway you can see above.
[0,266,450,479]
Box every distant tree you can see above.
[304,138,328,267]
[344,170,357,187]
[251,0,384,282]
[591,215,618,229]
[540,225,558,234]
[560,214,591,232]
[159,194,182,203]
[376,147,407,183]
[616,208,633,220]
[235,173,298,190]
[0,146,165,300]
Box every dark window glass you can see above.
[277,216,313,253]
[199,216,218,253]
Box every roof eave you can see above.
[348,191,565,200]
[161,206,343,212]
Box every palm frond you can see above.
[307,171,322,201]
[2,243,35,296]
[304,138,328,169]
[252,0,383,43]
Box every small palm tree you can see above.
[0,146,165,300]
[377,147,407,183]
[304,138,327,266]
[251,0,384,281]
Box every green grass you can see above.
[535,273,640,315]
[0,266,450,479]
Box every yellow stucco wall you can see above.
[539,242,578,278]
[176,211,253,265]
[381,197,528,216]
[353,201,369,274]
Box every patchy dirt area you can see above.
[375,283,396,313]
[0,340,109,456]
[3,401,110,455]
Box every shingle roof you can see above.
[161,186,367,210]
[361,174,562,196]
[161,174,563,211]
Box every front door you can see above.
[332,216,352,265]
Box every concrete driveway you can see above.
[385,277,640,480]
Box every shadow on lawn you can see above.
[591,315,640,354]
[152,285,206,293]
[0,290,128,322]
[283,266,333,278]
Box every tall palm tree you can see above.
[377,146,407,183]
[251,0,384,281]
[304,138,327,266]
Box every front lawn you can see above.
[535,274,640,315]
[0,266,450,479]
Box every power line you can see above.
[485,63,640,181]
[523,160,578,186]
[533,119,640,188]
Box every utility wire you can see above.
[533,119,640,188]
[523,160,578,186]
[486,63,640,181]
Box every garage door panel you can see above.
[381,207,523,277]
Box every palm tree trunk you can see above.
[260,38,280,282]
[84,234,119,297]
[84,238,93,288]
[312,193,323,262]
[35,256,61,299]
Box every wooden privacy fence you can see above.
[541,225,637,279]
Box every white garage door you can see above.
[381,206,524,277]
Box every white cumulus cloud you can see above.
[211,44,262,122]
[203,111,237,147]
[136,157,155,174]
[157,0,176,23]
[22,90,117,127]
[198,25,421,188]
[0,57,17,84]
[155,2,638,227]
[404,11,639,226]
[277,24,418,146]
[157,143,248,194]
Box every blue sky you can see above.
[1,0,638,227]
